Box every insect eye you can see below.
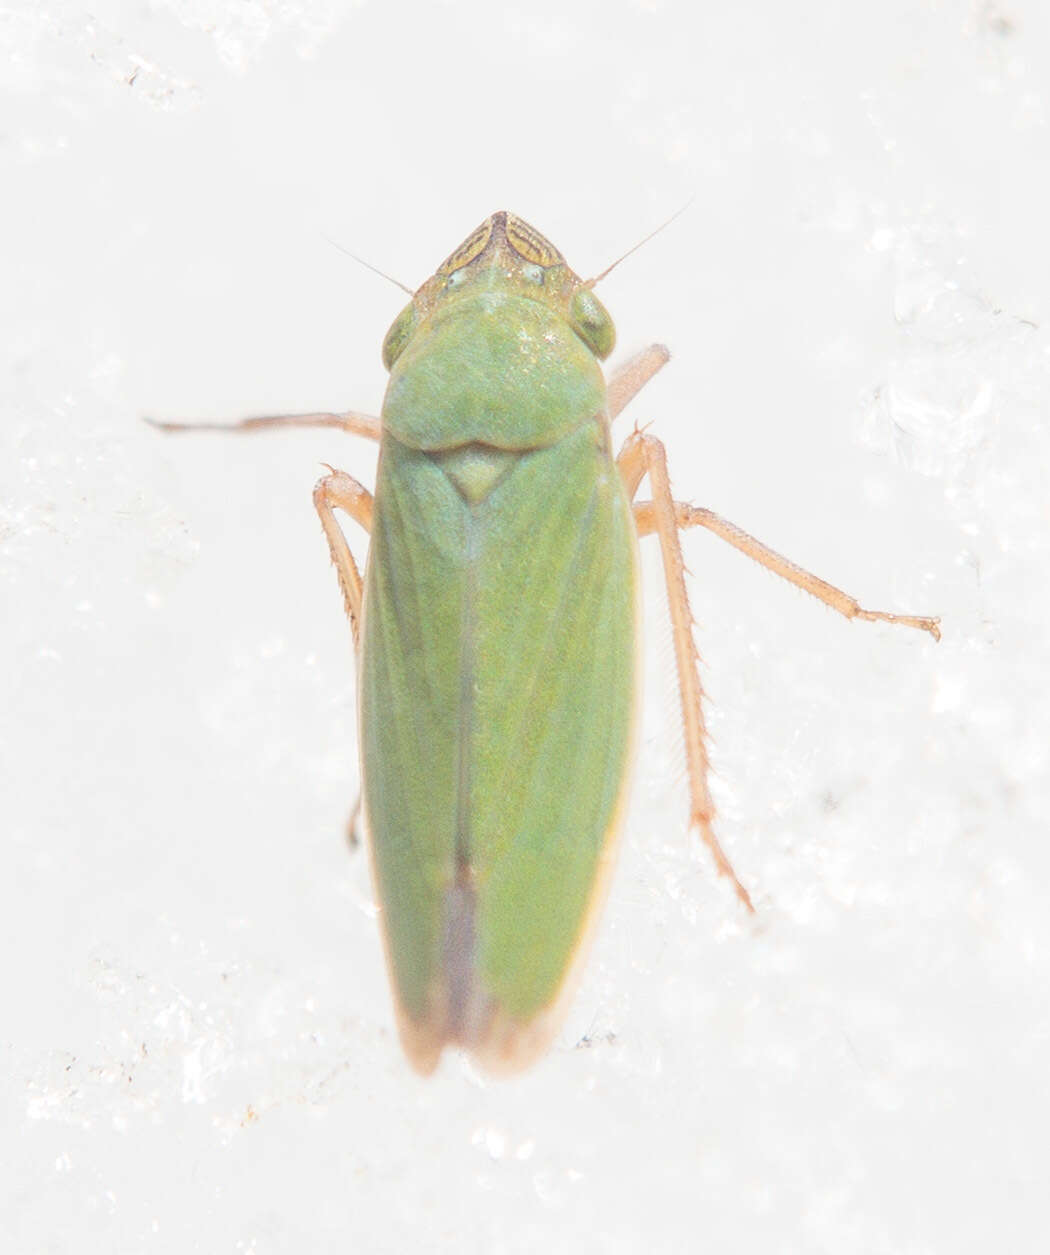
[446,270,467,289]
[569,288,615,360]
[522,264,544,285]
[382,301,419,370]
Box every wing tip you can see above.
[395,1004,564,1078]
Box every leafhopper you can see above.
[153,211,939,1075]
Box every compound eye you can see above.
[521,263,544,285]
[569,288,615,359]
[382,301,419,370]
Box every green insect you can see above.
[153,211,939,1074]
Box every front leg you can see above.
[147,409,381,441]
[605,344,670,420]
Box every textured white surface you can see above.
[3,1,1048,1250]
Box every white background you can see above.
[3,1,1048,1251]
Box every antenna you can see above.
[585,199,695,287]
[320,232,415,296]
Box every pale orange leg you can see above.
[632,503,941,640]
[606,344,671,420]
[314,470,373,849]
[346,795,363,851]
[151,404,377,844]
[147,407,378,629]
[146,409,381,441]
[617,430,754,913]
[312,469,373,650]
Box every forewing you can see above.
[362,425,636,1071]
[469,426,637,1025]
[359,439,467,1064]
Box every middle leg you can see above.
[313,469,373,650]
[632,503,940,639]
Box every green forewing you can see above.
[361,426,635,1031]
[468,429,635,1017]
[359,442,467,1020]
